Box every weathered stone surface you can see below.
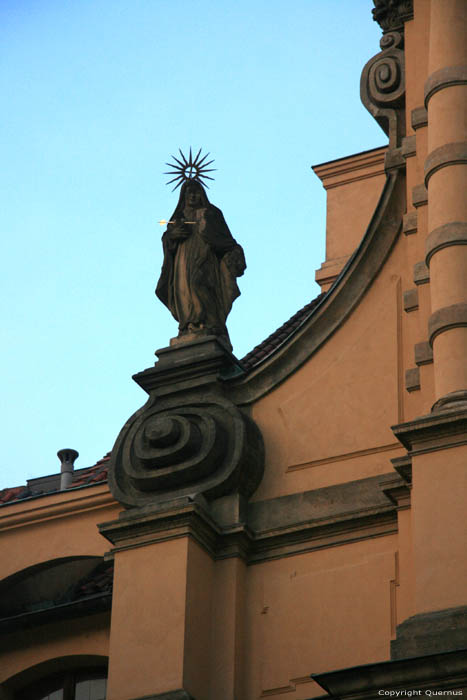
[403,288,418,312]
[248,475,394,533]
[392,409,467,454]
[413,260,429,285]
[100,474,398,564]
[108,337,264,509]
[360,30,406,149]
[426,221,467,266]
[401,134,416,158]
[424,64,467,107]
[429,303,467,345]
[412,183,428,207]
[414,341,433,366]
[312,649,467,697]
[405,367,420,392]
[391,606,467,659]
[411,105,428,130]
[424,142,467,186]
[402,210,417,235]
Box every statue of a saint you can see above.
[156,179,246,349]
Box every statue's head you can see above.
[185,180,204,209]
[178,179,209,209]
[170,178,211,221]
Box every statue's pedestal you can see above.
[101,335,264,699]
[133,334,243,395]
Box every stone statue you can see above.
[156,179,246,349]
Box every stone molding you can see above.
[401,134,416,159]
[424,142,467,186]
[432,390,467,413]
[411,105,427,130]
[392,409,467,455]
[379,473,411,509]
[402,210,417,235]
[429,303,467,346]
[405,367,420,392]
[403,288,418,312]
[391,454,412,484]
[413,260,429,285]
[312,147,386,190]
[424,64,467,107]
[425,222,467,266]
[391,606,467,659]
[229,170,406,405]
[412,183,427,208]
[414,341,433,366]
[99,475,398,565]
[312,649,467,697]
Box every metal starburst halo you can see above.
[164,147,216,191]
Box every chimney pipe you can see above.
[57,448,79,490]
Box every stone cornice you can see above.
[312,147,386,190]
[392,410,467,455]
[312,649,467,698]
[0,484,116,532]
[99,476,398,564]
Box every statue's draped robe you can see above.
[156,199,245,340]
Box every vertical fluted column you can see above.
[425,0,467,412]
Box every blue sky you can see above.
[1,1,384,487]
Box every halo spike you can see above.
[168,155,186,169]
[166,174,184,186]
[197,151,211,167]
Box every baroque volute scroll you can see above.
[361,1,413,150]
[108,153,263,512]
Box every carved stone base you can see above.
[391,606,467,659]
[312,649,467,698]
[108,336,264,509]
[432,390,467,413]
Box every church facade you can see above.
[1,1,466,698]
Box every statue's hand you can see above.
[168,221,191,240]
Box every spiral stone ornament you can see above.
[360,31,406,148]
[108,397,264,508]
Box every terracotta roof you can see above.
[0,453,111,506]
[0,293,325,506]
[240,293,325,370]
[71,453,110,488]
